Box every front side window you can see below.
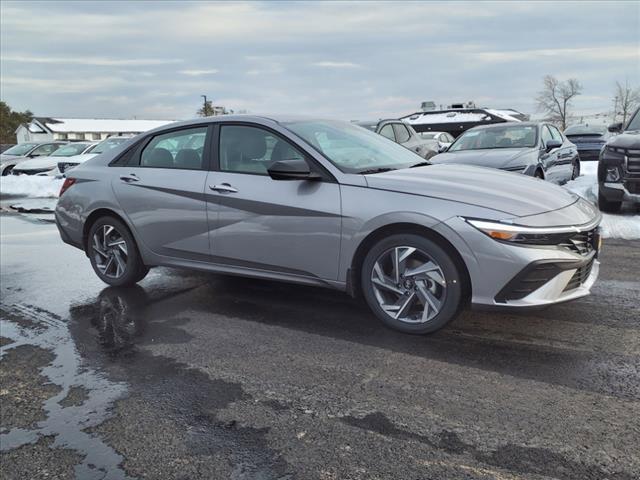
[140,127,207,169]
[541,126,554,145]
[379,124,396,141]
[219,125,304,175]
[284,119,425,173]
[449,124,538,152]
[393,123,411,143]
[31,143,59,156]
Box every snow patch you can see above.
[565,161,640,240]
[0,175,63,198]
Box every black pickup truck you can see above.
[598,107,640,212]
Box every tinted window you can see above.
[51,143,91,156]
[393,123,411,143]
[219,125,304,175]
[541,126,554,145]
[379,124,395,141]
[564,125,606,136]
[140,127,207,169]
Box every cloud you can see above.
[178,69,219,76]
[2,54,182,66]
[311,61,361,69]
[476,46,640,63]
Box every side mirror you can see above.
[545,139,562,152]
[608,122,623,133]
[267,159,321,181]
[438,143,448,153]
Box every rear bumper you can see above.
[576,148,601,161]
[55,211,84,251]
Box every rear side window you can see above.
[379,124,395,141]
[393,123,411,143]
[140,127,207,170]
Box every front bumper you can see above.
[600,181,640,204]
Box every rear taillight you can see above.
[59,177,76,196]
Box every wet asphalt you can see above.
[0,212,639,480]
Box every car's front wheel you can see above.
[87,216,149,286]
[361,234,463,334]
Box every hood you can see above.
[607,130,640,149]
[365,164,579,217]
[0,154,29,163]
[13,155,59,170]
[431,148,535,169]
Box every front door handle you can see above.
[209,183,238,193]
[120,174,139,183]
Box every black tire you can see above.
[1,165,15,176]
[87,216,149,286]
[534,169,544,180]
[360,233,463,334]
[571,160,580,180]
[598,190,622,213]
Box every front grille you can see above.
[12,168,51,176]
[558,229,596,256]
[624,180,640,194]
[627,150,640,173]
[563,258,595,292]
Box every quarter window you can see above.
[549,126,563,141]
[393,123,411,143]
[219,125,304,175]
[378,124,396,141]
[140,127,207,170]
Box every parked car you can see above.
[598,108,640,212]
[0,144,16,154]
[12,142,97,176]
[0,141,67,175]
[355,119,436,159]
[56,116,602,335]
[564,124,612,161]
[418,131,455,153]
[58,136,134,174]
[430,122,580,184]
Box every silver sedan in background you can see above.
[56,116,601,334]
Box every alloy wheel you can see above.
[370,246,447,324]
[92,225,128,279]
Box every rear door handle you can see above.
[209,183,238,193]
[120,174,139,183]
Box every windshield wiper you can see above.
[358,167,396,175]
[409,161,431,168]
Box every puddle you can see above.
[0,303,133,480]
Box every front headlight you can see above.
[464,218,582,245]
[605,167,621,182]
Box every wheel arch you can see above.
[83,208,132,254]
[348,222,471,303]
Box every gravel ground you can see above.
[1,213,639,479]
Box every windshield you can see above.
[284,119,424,173]
[2,142,39,156]
[92,137,129,154]
[564,125,606,136]
[449,124,537,151]
[51,143,91,156]
[626,110,640,131]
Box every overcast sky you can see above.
[1,1,638,121]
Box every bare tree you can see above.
[613,80,640,124]
[536,75,582,130]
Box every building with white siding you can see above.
[15,117,174,143]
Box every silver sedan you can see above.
[55,116,602,334]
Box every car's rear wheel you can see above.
[88,216,149,286]
[598,190,622,213]
[361,234,463,334]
